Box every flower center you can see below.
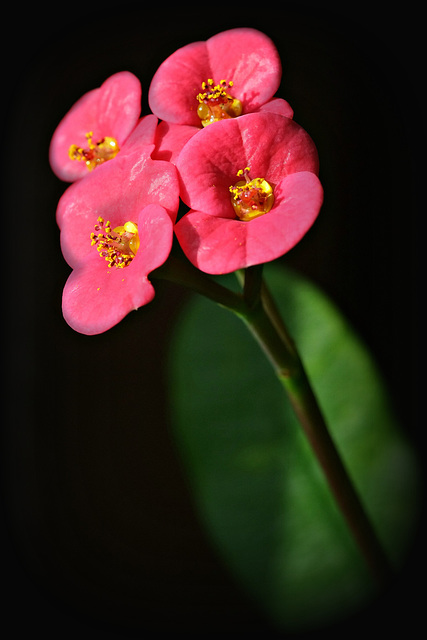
[69,132,120,171]
[229,167,274,221]
[90,217,139,268]
[196,79,242,127]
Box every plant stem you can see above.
[242,282,394,588]
[242,264,264,309]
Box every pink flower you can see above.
[174,112,323,274]
[149,28,293,163]
[49,71,142,182]
[62,205,173,335]
[57,115,179,335]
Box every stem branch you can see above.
[152,255,247,316]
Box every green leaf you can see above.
[168,264,420,632]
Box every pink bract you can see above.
[149,28,293,162]
[62,204,173,335]
[174,112,323,274]
[49,71,142,182]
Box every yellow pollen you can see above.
[69,132,120,171]
[196,79,242,127]
[229,167,274,221]
[90,217,140,268]
[236,167,251,177]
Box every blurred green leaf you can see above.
[168,264,420,632]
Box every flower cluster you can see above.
[50,28,323,335]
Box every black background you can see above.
[2,3,423,637]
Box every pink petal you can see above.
[177,112,319,218]
[257,98,294,119]
[62,204,173,335]
[174,172,323,274]
[121,114,158,152]
[148,40,210,127]
[205,28,281,113]
[152,120,199,164]
[57,148,179,267]
[148,28,281,127]
[49,71,141,182]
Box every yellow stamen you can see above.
[196,79,242,127]
[90,217,139,268]
[229,167,274,221]
[69,132,119,171]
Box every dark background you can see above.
[2,3,423,637]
